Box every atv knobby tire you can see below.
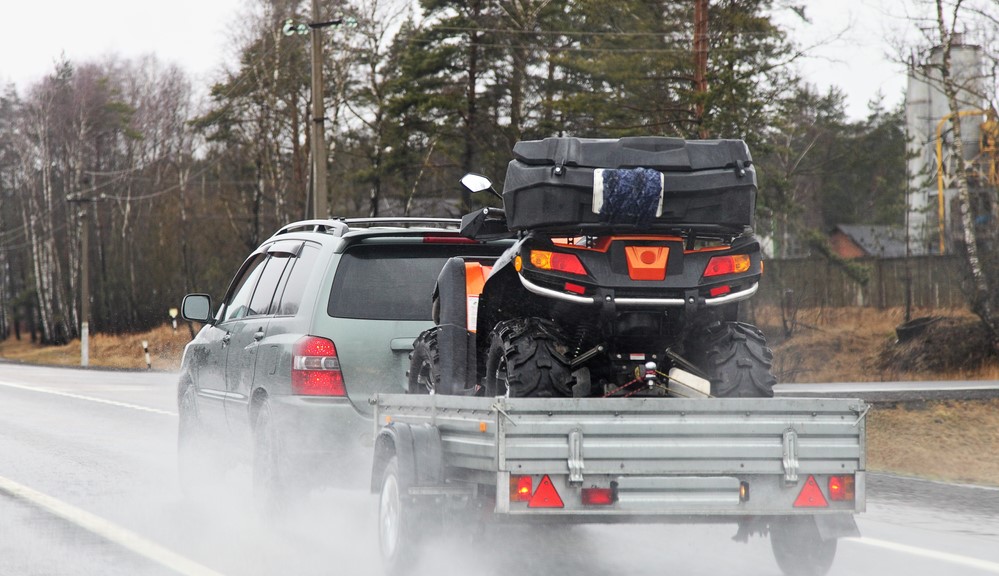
[485,318,572,398]
[408,328,441,394]
[688,321,776,398]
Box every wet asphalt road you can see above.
[0,362,997,576]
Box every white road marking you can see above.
[0,380,176,416]
[845,537,999,573]
[0,474,224,576]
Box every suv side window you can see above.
[222,254,267,322]
[247,255,291,317]
[271,243,320,316]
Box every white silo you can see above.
[905,37,985,255]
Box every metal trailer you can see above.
[370,394,868,576]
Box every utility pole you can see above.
[284,10,357,220]
[693,0,709,138]
[80,202,90,367]
[310,0,329,220]
[67,194,96,367]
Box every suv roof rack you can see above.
[271,217,462,239]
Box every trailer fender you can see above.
[371,422,443,493]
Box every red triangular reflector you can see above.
[793,475,829,508]
[528,475,564,508]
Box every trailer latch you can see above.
[782,428,799,484]
[568,428,584,485]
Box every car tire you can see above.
[485,318,572,398]
[770,516,838,576]
[687,321,776,398]
[252,400,288,515]
[177,382,218,497]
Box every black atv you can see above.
[409,136,776,399]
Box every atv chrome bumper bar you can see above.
[518,274,759,307]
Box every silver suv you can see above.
[178,218,510,502]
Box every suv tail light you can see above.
[292,336,346,396]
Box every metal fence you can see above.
[755,256,967,309]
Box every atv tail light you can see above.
[292,336,346,396]
[703,254,751,278]
[581,486,616,506]
[511,475,532,502]
[828,475,855,502]
[530,250,587,275]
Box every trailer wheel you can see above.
[770,516,837,576]
[485,318,572,397]
[408,328,442,394]
[688,321,776,398]
[379,456,423,575]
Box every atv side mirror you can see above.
[460,173,492,193]
[460,173,502,200]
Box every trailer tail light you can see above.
[703,254,751,278]
[292,336,346,396]
[739,481,750,502]
[793,475,829,508]
[530,250,587,276]
[511,475,532,502]
[581,486,616,506]
[828,475,855,502]
[528,475,564,508]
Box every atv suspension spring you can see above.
[572,322,593,357]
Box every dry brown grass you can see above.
[0,324,194,371]
[868,399,999,486]
[750,306,997,383]
[2,309,998,486]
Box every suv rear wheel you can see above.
[252,400,287,514]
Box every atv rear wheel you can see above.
[485,318,572,398]
[408,328,442,394]
[688,321,776,398]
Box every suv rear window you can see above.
[328,244,505,321]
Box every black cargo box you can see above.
[502,137,757,233]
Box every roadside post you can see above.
[142,340,151,370]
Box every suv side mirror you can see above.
[182,294,213,323]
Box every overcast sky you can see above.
[0,0,910,121]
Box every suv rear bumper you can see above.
[268,395,374,489]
